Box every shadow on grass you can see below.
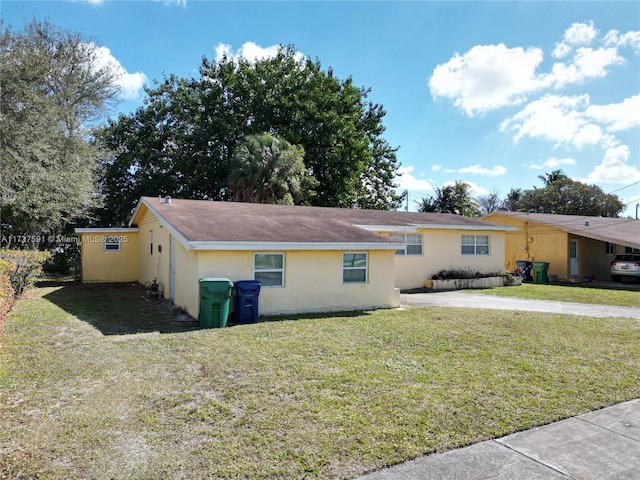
[256,309,372,325]
[42,280,200,336]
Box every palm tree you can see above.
[228,133,314,204]
[537,169,567,186]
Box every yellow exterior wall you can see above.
[136,209,173,297]
[174,249,399,317]
[486,213,569,279]
[79,231,139,282]
[386,229,507,290]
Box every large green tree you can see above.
[518,176,623,216]
[96,46,402,226]
[0,19,120,238]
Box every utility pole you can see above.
[636,203,639,220]
[405,190,409,212]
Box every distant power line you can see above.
[608,180,640,195]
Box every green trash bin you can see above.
[532,262,550,284]
[199,278,233,328]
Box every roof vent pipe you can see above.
[158,195,162,203]
[165,196,172,204]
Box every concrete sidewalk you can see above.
[400,291,640,319]
[358,398,640,479]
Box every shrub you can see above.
[0,250,52,297]
[43,244,80,275]
[431,268,517,283]
[0,259,15,339]
[431,268,488,280]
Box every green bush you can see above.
[43,244,79,275]
[0,250,52,297]
[431,268,518,283]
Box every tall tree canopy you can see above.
[518,175,624,217]
[0,19,120,237]
[417,181,479,217]
[96,46,402,226]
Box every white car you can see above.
[610,254,640,282]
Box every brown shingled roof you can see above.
[132,197,509,245]
[483,211,640,250]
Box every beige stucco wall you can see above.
[78,230,139,282]
[136,209,173,297]
[387,229,507,290]
[175,249,399,317]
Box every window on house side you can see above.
[104,236,121,252]
[605,242,615,255]
[343,252,367,283]
[389,233,423,256]
[254,253,284,287]
[461,235,489,256]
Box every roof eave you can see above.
[187,241,402,251]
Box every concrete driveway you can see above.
[400,290,640,319]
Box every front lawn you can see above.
[2,281,640,479]
[475,282,640,308]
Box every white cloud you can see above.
[215,41,304,64]
[585,95,640,132]
[431,164,442,172]
[500,94,617,149]
[528,157,577,170]
[441,180,489,197]
[395,166,433,192]
[429,43,547,116]
[552,21,598,58]
[550,47,623,88]
[430,21,632,116]
[457,164,507,177]
[604,29,640,54]
[94,45,147,100]
[582,146,640,184]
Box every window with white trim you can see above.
[103,236,121,252]
[605,242,615,255]
[461,235,489,256]
[253,253,284,287]
[389,233,423,256]
[343,252,367,283]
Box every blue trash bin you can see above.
[515,260,533,281]
[234,280,261,324]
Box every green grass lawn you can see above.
[474,282,640,308]
[2,281,640,479]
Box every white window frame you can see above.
[342,252,368,284]
[253,253,285,288]
[103,236,121,252]
[461,235,489,256]
[389,233,423,256]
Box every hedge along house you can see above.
[76,197,513,317]
[483,211,640,282]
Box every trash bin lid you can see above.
[199,278,233,294]
[234,280,262,293]
[531,261,550,267]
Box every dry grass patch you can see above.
[2,281,640,479]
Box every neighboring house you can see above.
[76,197,512,317]
[483,211,640,282]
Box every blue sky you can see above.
[3,1,640,215]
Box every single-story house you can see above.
[483,211,640,282]
[76,197,514,317]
